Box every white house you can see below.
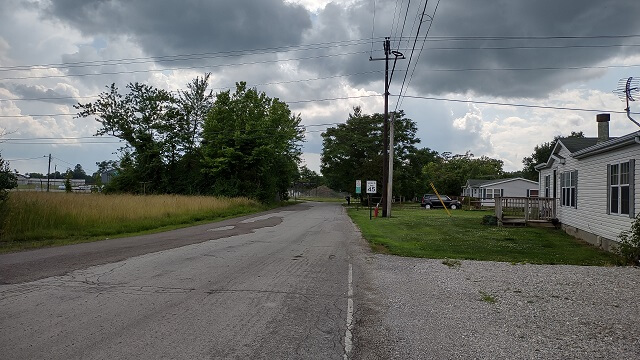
[461,177,539,206]
[535,113,639,251]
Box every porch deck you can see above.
[495,197,556,226]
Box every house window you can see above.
[544,175,550,198]
[560,171,577,208]
[483,188,503,199]
[610,162,630,215]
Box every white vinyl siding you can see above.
[554,143,639,242]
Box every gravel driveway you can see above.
[352,255,640,359]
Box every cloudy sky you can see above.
[1,0,640,177]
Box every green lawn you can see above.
[347,208,621,266]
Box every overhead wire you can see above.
[1,50,373,81]
[394,0,434,111]
[370,0,377,58]
[395,0,413,52]
[0,38,377,72]
[390,0,405,49]
[1,93,636,121]
[0,70,391,103]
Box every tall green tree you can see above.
[521,131,584,180]
[320,107,420,197]
[201,82,304,202]
[394,147,440,201]
[76,82,179,193]
[424,151,504,196]
[71,164,86,179]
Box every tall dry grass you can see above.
[1,192,261,243]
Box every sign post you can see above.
[366,180,377,219]
[355,180,361,211]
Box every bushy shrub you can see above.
[617,213,640,265]
[482,215,498,226]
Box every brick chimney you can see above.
[596,113,610,143]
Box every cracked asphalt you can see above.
[2,202,639,359]
[0,202,362,359]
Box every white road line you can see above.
[344,263,354,359]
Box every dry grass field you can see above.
[0,192,263,251]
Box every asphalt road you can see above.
[3,202,639,359]
[0,202,364,359]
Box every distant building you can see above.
[461,177,539,206]
[100,169,118,184]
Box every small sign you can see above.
[366,180,377,194]
[355,180,362,194]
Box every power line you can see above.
[4,155,48,161]
[420,43,640,50]
[390,34,640,41]
[2,33,638,72]
[370,0,377,58]
[0,70,389,103]
[1,50,371,81]
[399,94,634,113]
[51,156,77,167]
[395,0,439,111]
[1,122,349,142]
[390,0,405,49]
[2,93,639,120]
[395,0,413,52]
[0,38,377,72]
[425,63,639,72]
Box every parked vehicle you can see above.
[421,194,462,210]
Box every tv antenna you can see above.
[613,77,640,127]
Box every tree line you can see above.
[75,74,303,203]
[319,108,584,200]
[320,107,510,199]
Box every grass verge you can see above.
[347,207,621,266]
[0,192,271,253]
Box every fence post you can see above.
[495,197,502,225]
[524,198,530,223]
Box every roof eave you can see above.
[573,132,640,159]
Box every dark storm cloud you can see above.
[303,0,640,98]
[0,83,77,106]
[44,0,312,56]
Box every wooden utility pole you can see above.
[46,153,51,192]
[370,38,404,217]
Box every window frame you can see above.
[609,161,630,216]
[560,170,577,208]
[544,175,550,198]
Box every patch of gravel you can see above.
[352,255,640,359]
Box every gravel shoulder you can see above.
[352,254,640,359]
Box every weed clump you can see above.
[617,213,640,265]
[481,215,498,226]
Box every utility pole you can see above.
[46,153,51,192]
[387,113,395,218]
[370,37,404,217]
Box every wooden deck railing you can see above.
[495,197,556,225]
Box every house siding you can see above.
[540,143,639,247]
[477,179,538,206]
